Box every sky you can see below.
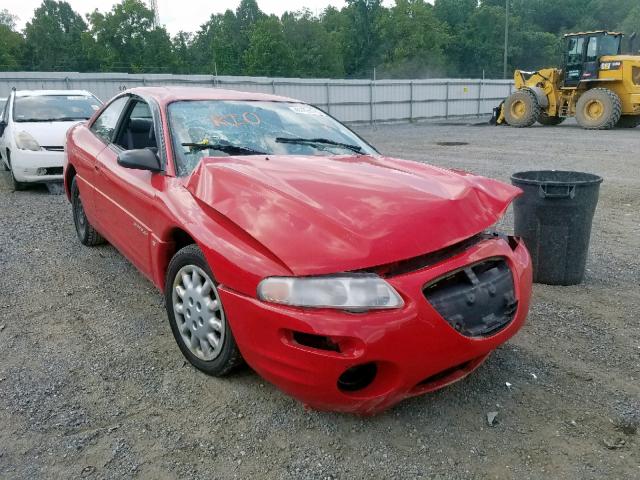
[7,0,395,35]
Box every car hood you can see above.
[14,120,84,147]
[185,155,521,276]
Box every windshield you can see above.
[13,94,102,122]
[599,35,621,56]
[168,100,377,176]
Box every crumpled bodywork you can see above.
[186,154,521,275]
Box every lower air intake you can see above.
[423,258,517,337]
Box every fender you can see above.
[523,86,549,108]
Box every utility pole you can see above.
[149,0,160,28]
[503,0,509,79]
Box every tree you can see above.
[22,1,89,71]
[434,0,477,29]
[0,12,24,71]
[282,9,344,77]
[191,10,244,75]
[244,16,294,76]
[0,8,18,29]
[380,0,450,78]
[87,0,176,72]
[341,0,385,77]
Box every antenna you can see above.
[149,0,160,27]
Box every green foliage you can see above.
[22,1,89,70]
[244,16,294,76]
[3,0,640,77]
[379,0,450,78]
[87,0,175,73]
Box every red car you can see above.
[64,87,532,414]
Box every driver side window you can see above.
[113,100,158,152]
[91,96,129,144]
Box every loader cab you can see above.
[563,31,622,87]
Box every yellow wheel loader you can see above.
[494,31,640,129]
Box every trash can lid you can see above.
[511,170,603,186]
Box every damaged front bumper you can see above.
[220,235,532,415]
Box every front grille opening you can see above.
[415,360,472,388]
[424,258,517,337]
[292,331,340,352]
[337,363,377,392]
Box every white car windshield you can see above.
[168,100,377,176]
[13,95,102,122]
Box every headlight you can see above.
[257,274,404,311]
[15,131,41,151]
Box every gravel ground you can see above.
[0,119,638,479]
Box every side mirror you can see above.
[0,121,6,137]
[117,148,161,172]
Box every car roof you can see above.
[126,86,299,105]
[14,89,96,97]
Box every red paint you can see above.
[65,87,532,414]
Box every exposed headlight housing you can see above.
[257,274,404,312]
[15,131,41,151]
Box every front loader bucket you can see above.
[490,101,505,126]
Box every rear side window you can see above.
[91,96,129,143]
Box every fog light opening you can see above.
[292,331,340,352]
[337,363,377,392]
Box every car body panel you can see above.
[64,86,532,414]
[186,154,520,275]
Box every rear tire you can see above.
[504,90,540,128]
[616,115,640,128]
[71,176,105,246]
[575,88,622,130]
[537,113,565,126]
[165,244,243,376]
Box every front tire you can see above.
[575,88,621,130]
[71,176,105,246]
[165,244,243,376]
[504,90,540,127]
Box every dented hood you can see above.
[186,155,521,276]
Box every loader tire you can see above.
[537,113,565,126]
[615,115,640,128]
[504,90,540,128]
[575,88,621,130]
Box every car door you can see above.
[93,97,161,278]
[76,95,130,225]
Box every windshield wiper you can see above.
[181,141,266,156]
[275,137,363,154]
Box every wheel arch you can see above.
[155,227,198,292]
[64,163,76,200]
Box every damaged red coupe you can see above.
[64,87,532,414]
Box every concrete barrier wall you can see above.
[0,72,514,123]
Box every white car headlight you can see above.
[15,131,41,151]
[257,274,404,312]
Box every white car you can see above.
[0,89,102,190]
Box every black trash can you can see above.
[511,170,603,285]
